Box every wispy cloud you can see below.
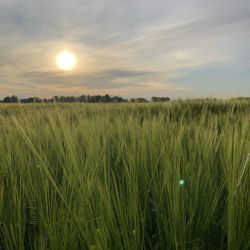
[0,0,249,98]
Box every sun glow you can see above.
[56,51,77,71]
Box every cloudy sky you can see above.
[0,0,249,98]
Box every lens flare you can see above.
[179,179,185,186]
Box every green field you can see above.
[0,100,249,250]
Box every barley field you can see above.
[0,100,249,250]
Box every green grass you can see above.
[0,99,249,250]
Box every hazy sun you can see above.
[56,50,77,71]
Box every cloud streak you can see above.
[0,0,249,98]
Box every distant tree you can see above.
[95,95,102,102]
[1,94,128,104]
[103,94,111,103]
[112,96,124,102]
[79,95,87,102]
[86,95,91,103]
[151,97,156,102]
[151,96,170,102]
[135,98,148,103]
[3,95,19,103]
[70,96,76,103]
[236,97,250,100]
[33,97,42,103]
[2,97,12,103]
[53,96,59,102]
[20,97,41,103]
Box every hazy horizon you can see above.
[0,0,250,98]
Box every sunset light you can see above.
[56,51,77,71]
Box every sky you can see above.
[0,0,250,99]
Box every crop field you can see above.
[0,100,249,250]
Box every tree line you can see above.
[0,95,170,103]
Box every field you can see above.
[0,100,249,250]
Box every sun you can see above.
[56,50,77,71]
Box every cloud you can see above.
[0,67,192,98]
[0,0,250,98]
